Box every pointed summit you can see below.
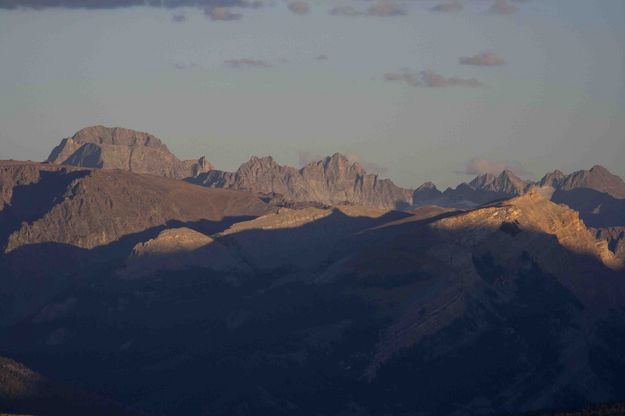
[540,169,566,187]
[413,181,443,203]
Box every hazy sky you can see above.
[1,0,624,188]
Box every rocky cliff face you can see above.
[434,169,529,206]
[189,153,414,210]
[540,165,625,198]
[46,126,211,179]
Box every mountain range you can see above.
[1,125,624,416]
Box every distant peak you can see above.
[499,169,517,178]
[590,164,610,174]
[416,181,438,191]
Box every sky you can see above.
[0,0,624,189]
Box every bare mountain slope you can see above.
[1,162,269,253]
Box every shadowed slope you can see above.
[1,162,270,252]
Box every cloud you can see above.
[384,70,482,88]
[171,13,187,22]
[489,0,518,15]
[430,1,463,13]
[206,6,242,20]
[315,54,328,61]
[384,71,420,87]
[328,5,363,16]
[367,1,406,17]
[459,52,506,66]
[225,58,271,68]
[287,1,310,15]
[0,0,263,9]
[461,157,529,177]
[328,2,406,18]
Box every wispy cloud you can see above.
[0,0,262,9]
[384,70,482,88]
[430,1,463,13]
[367,1,407,17]
[207,6,242,21]
[287,1,310,15]
[490,0,519,15]
[225,58,271,68]
[328,5,363,16]
[328,1,406,17]
[459,52,506,66]
[461,157,529,177]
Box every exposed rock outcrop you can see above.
[46,126,211,179]
[189,153,414,210]
[442,169,529,206]
[541,165,625,198]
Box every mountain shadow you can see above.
[1,195,624,416]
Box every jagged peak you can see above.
[499,169,520,180]
[238,155,281,171]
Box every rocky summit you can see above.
[46,126,211,179]
[188,153,414,210]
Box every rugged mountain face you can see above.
[595,227,625,259]
[46,126,211,179]
[433,169,529,207]
[412,181,443,204]
[541,165,625,198]
[188,153,414,210]
[1,162,268,253]
[538,166,625,228]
